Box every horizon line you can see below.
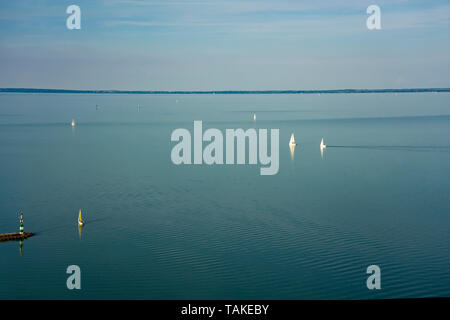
[1,87,449,95]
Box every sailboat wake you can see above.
[328,145,450,152]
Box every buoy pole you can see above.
[19,212,24,234]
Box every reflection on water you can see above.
[78,225,83,239]
[289,144,295,160]
[19,240,23,257]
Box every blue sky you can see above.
[0,0,449,90]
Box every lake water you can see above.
[0,92,449,299]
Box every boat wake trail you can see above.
[328,145,450,152]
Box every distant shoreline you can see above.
[1,88,449,95]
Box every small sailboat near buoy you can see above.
[71,119,76,127]
[78,209,85,227]
[289,132,297,147]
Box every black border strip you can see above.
[2,298,449,318]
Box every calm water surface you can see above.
[0,93,449,299]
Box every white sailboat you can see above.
[289,132,297,146]
[71,119,76,127]
[78,209,85,226]
[320,137,326,149]
[253,113,256,121]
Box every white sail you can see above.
[253,114,256,121]
[289,133,296,146]
[71,119,76,127]
[78,209,84,226]
[320,137,326,149]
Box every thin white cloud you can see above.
[103,2,450,32]
[383,4,450,29]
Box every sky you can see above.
[0,0,449,90]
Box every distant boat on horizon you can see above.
[71,119,76,127]
[253,113,256,121]
[2,88,449,95]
